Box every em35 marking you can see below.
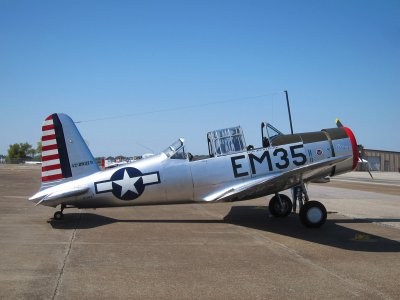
[231,144,307,178]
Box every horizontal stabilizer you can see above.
[33,186,89,207]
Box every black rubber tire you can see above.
[269,194,293,218]
[54,211,64,220]
[299,201,327,228]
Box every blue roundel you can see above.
[110,167,145,200]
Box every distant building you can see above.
[357,148,400,172]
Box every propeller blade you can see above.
[366,168,374,179]
[336,121,372,179]
[364,156,374,179]
[358,148,374,179]
[336,118,344,128]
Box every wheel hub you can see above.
[307,207,322,223]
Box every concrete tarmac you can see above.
[0,165,399,299]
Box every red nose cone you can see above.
[343,127,359,170]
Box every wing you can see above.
[203,155,351,202]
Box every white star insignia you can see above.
[112,170,141,197]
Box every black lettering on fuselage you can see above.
[231,155,249,178]
[290,144,307,166]
[249,151,272,174]
[231,144,307,178]
[273,148,290,169]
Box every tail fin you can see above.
[41,113,99,187]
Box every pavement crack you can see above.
[51,212,82,300]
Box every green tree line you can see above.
[5,142,42,163]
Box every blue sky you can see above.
[1,0,399,156]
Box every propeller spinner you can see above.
[336,118,373,179]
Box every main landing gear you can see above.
[53,204,66,220]
[269,194,292,218]
[268,183,327,228]
[299,201,327,228]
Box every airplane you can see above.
[29,113,359,228]
[24,161,42,165]
[101,154,154,170]
[101,158,132,170]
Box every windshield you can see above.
[162,138,185,158]
[261,122,284,147]
[266,124,283,140]
[262,122,283,139]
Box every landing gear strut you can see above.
[292,183,327,228]
[53,204,66,220]
[292,182,309,212]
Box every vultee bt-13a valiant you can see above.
[29,113,359,228]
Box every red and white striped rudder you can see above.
[41,115,65,182]
[40,113,99,187]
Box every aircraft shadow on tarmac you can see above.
[49,206,400,253]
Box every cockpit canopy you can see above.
[163,138,185,158]
[261,122,284,147]
[207,126,247,157]
[163,122,286,160]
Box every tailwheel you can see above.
[53,204,66,220]
[53,211,64,220]
[269,194,292,218]
[299,201,327,228]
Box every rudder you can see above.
[41,113,99,187]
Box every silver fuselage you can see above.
[30,133,354,208]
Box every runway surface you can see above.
[0,165,399,299]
